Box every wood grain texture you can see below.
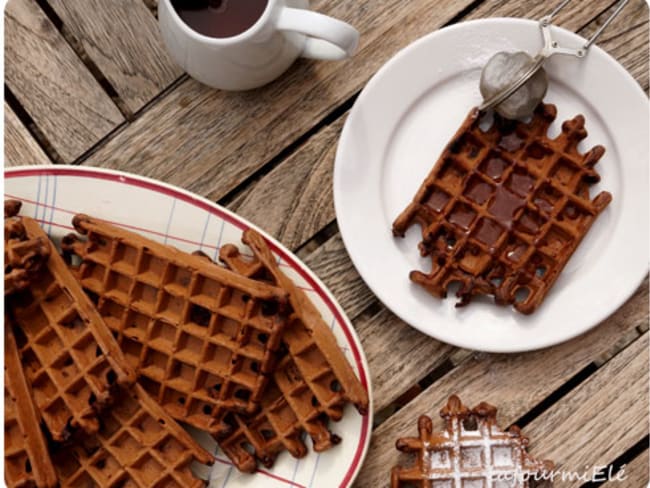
[82,0,479,198]
[354,281,648,487]
[355,306,454,413]
[586,0,649,93]
[469,0,628,29]
[5,0,124,163]
[303,233,375,320]
[47,0,182,114]
[83,0,646,202]
[4,102,52,166]
[525,334,648,487]
[603,450,649,487]
[232,118,343,250]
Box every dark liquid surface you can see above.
[172,0,268,38]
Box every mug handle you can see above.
[276,7,360,60]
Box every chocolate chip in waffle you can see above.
[5,321,57,488]
[215,229,369,472]
[62,214,290,436]
[391,395,554,488]
[52,383,213,487]
[393,103,611,314]
[7,217,136,441]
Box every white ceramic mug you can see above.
[159,0,360,90]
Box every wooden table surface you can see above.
[5,0,649,486]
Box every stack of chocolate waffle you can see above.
[4,203,369,484]
[62,214,291,437]
[5,203,211,487]
[215,229,369,472]
[393,103,611,314]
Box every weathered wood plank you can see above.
[526,334,648,487]
[299,228,460,412]
[354,280,648,487]
[469,0,621,28]
[592,275,650,366]
[587,1,649,93]
[303,233,375,320]
[232,118,343,250]
[82,0,479,198]
[47,0,182,115]
[5,0,124,163]
[83,0,643,202]
[603,450,649,487]
[4,102,52,167]
[356,307,454,413]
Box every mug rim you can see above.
[161,0,276,45]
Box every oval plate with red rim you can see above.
[5,165,373,488]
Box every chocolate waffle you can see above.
[5,200,50,295]
[8,217,136,441]
[393,103,612,314]
[391,395,554,488]
[52,383,213,487]
[5,321,57,488]
[62,214,290,436]
[215,229,369,471]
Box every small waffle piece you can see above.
[391,395,554,488]
[393,103,612,314]
[8,217,136,441]
[52,383,213,487]
[5,321,57,488]
[5,200,50,296]
[5,199,22,219]
[215,229,369,471]
[62,214,290,436]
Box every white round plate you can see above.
[5,166,373,488]
[334,18,649,352]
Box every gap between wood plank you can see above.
[217,0,488,210]
[369,277,647,433]
[66,74,189,167]
[5,85,63,164]
[34,0,133,119]
[59,0,641,197]
[217,93,359,209]
[295,221,340,260]
[582,437,650,487]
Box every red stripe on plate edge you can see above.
[6,167,371,487]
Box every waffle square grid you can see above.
[5,323,57,488]
[391,396,554,488]
[393,103,612,314]
[214,229,369,472]
[52,384,213,488]
[63,215,290,436]
[8,217,136,441]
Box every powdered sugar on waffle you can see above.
[392,396,554,488]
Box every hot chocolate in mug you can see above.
[159,0,360,90]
